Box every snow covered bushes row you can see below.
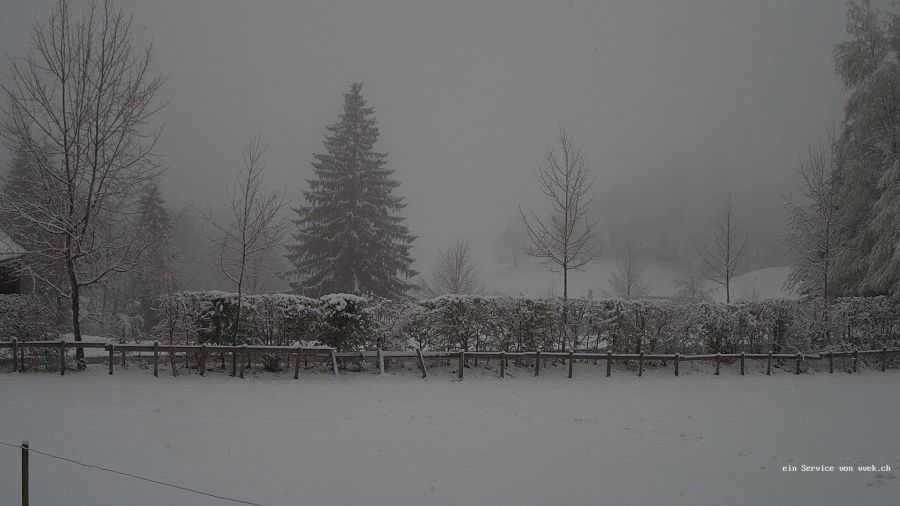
[150,292,900,354]
[152,291,368,352]
[415,295,899,354]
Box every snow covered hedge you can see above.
[0,294,56,341]
[151,292,900,354]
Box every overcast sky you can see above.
[0,0,849,271]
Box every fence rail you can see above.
[2,339,898,379]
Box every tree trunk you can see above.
[66,250,84,367]
[562,266,568,352]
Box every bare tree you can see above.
[699,195,748,303]
[673,261,713,303]
[420,237,484,297]
[520,126,597,350]
[198,134,287,375]
[0,0,165,363]
[606,245,652,299]
[783,138,840,342]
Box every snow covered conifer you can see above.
[134,183,176,321]
[286,82,416,298]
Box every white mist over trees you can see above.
[285,83,417,298]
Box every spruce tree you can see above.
[135,183,175,322]
[286,82,416,297]
[0,142,50,245]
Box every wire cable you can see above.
[0,440,268,506]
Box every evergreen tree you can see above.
[831,1,900,295]
[286,82,416,298]
[0,141,50,245]
[134,183,175,323]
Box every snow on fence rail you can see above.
[1,339,898,380]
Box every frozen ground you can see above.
[1,364,898,506]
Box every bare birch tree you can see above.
[699,195,748,303]
[420,237,483,297]
[1,0,165,363]
[198,134,287,375]
[606,245,652,299]
[783,138,840,343]
[520,126,597,350]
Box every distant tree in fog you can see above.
[520,126,597,350]
[494,217,523,268]
[606,245,651,299]
[673,262,713,303]
[699,196,748,303]
[420,238,484,297]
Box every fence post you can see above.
[606,351,612,377]
[767,351,772,376]
[108,345,114,375]
[674,353,680,376]
[882,346,888,372]
[499,351,505,378]
[828,351,834,374]
[294,348,302,379]
[457,350,464,380]
[200,344,207,376]
[121,349,127,369]
[416,348,427,380]
[239,346,247,378]
[377,348,385,376]
[568,351,574,378]
[715,353,720,376]
[12,338,18,373]
[150,342,158,377]
[854,349,860,373]
[638,352,644,377]
[331,348,339,377]
[795,353,801,375]
[740,352,745,376]
[59,339,65,376]
[21,440,28,506]
[534,350,541,377]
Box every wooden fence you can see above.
[2,339,899,380]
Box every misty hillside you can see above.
[483,256,794,301]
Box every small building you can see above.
[0,229,32,294]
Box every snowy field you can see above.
[483,256,794,302]
[2,365,898,506]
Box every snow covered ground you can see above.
[1,364,897,505]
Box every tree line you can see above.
[0,1,416,368]
[2,0,898,363]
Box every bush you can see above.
[0,294,55,341]
[152,292,900,355]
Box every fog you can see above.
[0,0,848,287]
